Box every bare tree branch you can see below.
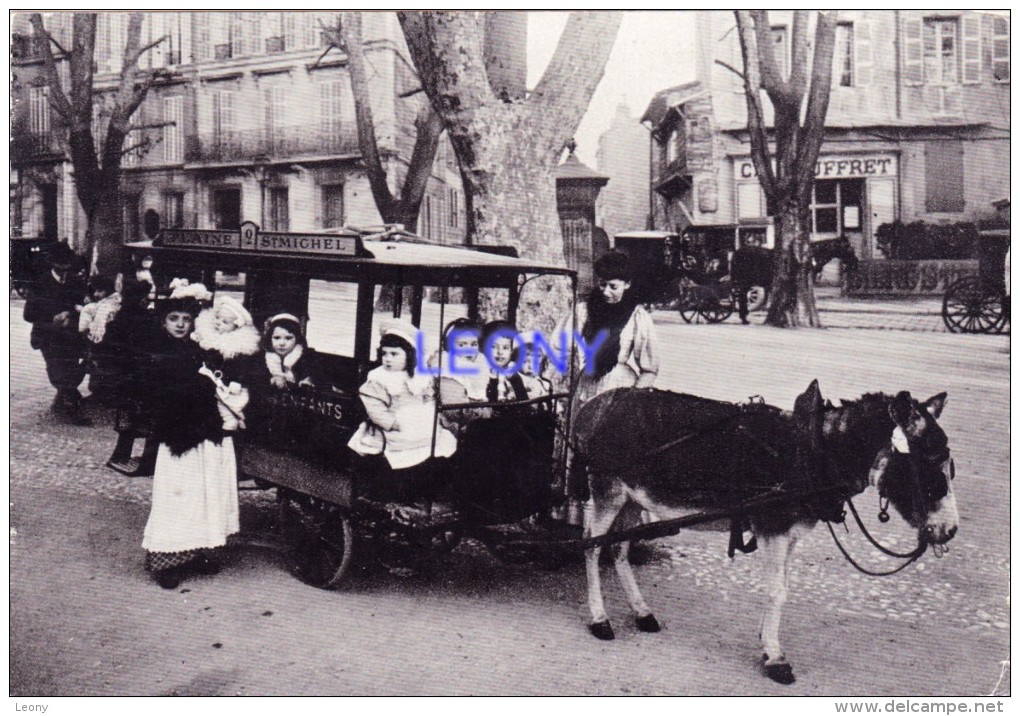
[750,10,786,100]
[714,59,746,81]
[796,11,838,194]
[119,137,154,157]
[787,11,810,101]
[339,12,395,215]
[528,11,622,155]
[398,11,495,121]
[735,11,776,195]
[28,14,73,121]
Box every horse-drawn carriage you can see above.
[118,223,958,684]
[614,230,859,324]
[123,223,583,585]
[941,228,1010,334]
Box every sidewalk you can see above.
[813,287,946,332]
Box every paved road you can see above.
[9,297,1010,696]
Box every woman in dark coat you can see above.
[141,296,239,589]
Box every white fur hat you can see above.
[214,295,253,329]
[169,280,213,302]
[379,318,419,349]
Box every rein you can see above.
[826,494,929,577]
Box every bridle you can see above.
[827,426,952,577]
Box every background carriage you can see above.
[940,228,1010,334]
[613,230,739,323]
[121,224,579,587]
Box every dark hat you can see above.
[45,242,82,270]
[157,295,201,318]
[594,250,633,281]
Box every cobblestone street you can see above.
[9,297,1010,696]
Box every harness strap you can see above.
[827,520,926,577]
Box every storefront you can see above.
[733,152,898,258]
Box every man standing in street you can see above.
[23,242,92,426]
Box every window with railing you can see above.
[213,89,236,149]
[263,84,289,151]
[29,86,49,136]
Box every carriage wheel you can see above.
[942,277,1003,334]
[278,489,354,589]
[746,286,768,312]
[677,287,700,324]
[699,297,734,323]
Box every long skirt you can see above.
[142,438,240,567]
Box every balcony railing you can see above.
[11,131,64,161]
[185,123,361,164]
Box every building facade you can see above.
[11,11,467,251]
[643,10,1010,262]
[595,102,650,241]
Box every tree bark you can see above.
[336,12,442,231]
[30,12,166,277]
[398,11,621,332]
[735,10,836,328]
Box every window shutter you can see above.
[193,13,209,62]
[855,20,873,87]
[925,140,965,212]
[282,13,297,50]
[961,13,981,84]
[902,15,923,86]
[992,16,1010,82]
[163,96,183,163]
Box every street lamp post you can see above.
[253,155,270,229]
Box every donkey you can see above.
[573,381,958,684]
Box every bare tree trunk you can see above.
[398,11,621,332]
[335,12,442,230]
[766,202,819,327]
[735,10,836,328]
[30,12,167,278]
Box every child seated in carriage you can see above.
[479,321,551,406]
[349,319,457,472]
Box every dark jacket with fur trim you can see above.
[146,331,224,456]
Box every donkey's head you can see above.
[868,391,958,545]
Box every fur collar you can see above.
[192,307,260,360]
[265,344,305,383]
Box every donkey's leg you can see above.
[585,480,627,641]
[612,503,661,633]
[757,530,800,685]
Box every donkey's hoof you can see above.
[589,620,615,641]
[763,661,796,685]
[635,614,661,633]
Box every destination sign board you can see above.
[158,221,360,257]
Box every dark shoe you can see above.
[193,555,221,576]
[155,568,182,590]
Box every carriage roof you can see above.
[125,224,575,288]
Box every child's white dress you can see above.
[355,367,457,469]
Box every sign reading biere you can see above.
[159,222,360,257]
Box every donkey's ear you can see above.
[888,391,914,427]
[922,392,948,418]
[793,380,823,421]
